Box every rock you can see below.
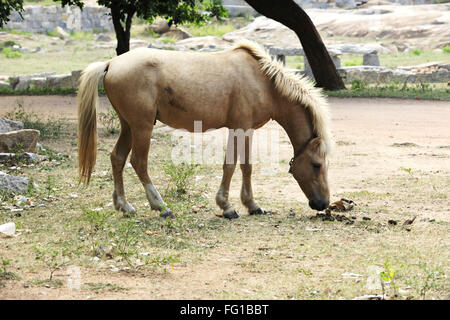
[0,222,15,236]
[54,26,70,39]
[96,34,111,42]
[0,129,40,153]
[0,119,24,133]
[29,77,47,90]
[71,70,82,87]
[363,53,380,66]
[9,72,55,90]
[15,78,31,91]
[163,27,192,40]
[148,20,170,34]
[0,172,28,194]
[46,74,72,89]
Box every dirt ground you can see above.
[0,95,449,299]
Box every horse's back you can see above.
[104,48,276,131]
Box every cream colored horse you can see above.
[78,40,332,219]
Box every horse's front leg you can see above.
[240,162,265,215]
[239,134,265,215]
[215,132,239,219]
[130,122,173,218]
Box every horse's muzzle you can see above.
[309,199,329,211]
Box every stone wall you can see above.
[4,5,113,33]
[1,62,448,93]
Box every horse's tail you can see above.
[77,60,109,185]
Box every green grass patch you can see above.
[2,47,21,59]
[70,32,95,41]
[326,82,450,101]
[343,58,363,67]
[379,50,450,68]
[159,37,177,44]
[183,21,236,37]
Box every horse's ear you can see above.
[308,137,322,151]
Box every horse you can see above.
[77,40,332,219]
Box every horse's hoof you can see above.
[160,208,174,219]
[223,210,239,220]
[249,208,266,216]
[121,203,137,218]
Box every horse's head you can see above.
[289,137,330,211]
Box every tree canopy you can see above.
[0,0,24,28]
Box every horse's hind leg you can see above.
[215,132,239,219]
[111,118,136,216]
[129,122,173,218]
[240,132,265,215]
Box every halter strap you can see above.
[288,136,314,173]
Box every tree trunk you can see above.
[110,6,135,56]
[244,0,346,90]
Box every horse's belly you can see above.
[157,104,228,132]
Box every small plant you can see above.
[379,259,400,298]
[0,257,19,282]
[2,47,21,59]
[80,209,111,257]
[416,82,431,92]
[411,49,422,56]
[443,45,450,54]
[37,145,68,162]
[163,161,198,195]
[109,220,140,268]
[350,79,368,90]
[400,167,413,175]
[3,142,26,166]
[6,101,67,140]
[99,107,120,135]
[45,175,56,198]
[0,40,17,50]
[33,245,72,282]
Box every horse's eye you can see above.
[312,163,321,169]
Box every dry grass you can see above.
[0,98,448,299]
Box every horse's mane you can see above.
[233,40,333,155]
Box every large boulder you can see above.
[148,20,170,34]
[0,171,28,194]
[0,129,40,153]
[0,118,24,133]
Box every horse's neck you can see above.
[275,101,314,155]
